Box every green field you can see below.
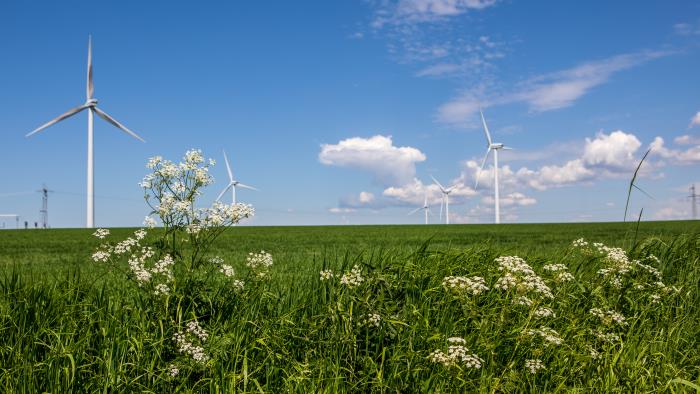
[0,222,699,392]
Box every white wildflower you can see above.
[154,283,170,296]
[340,265,364,288]
[534,307,555,319]
[319,269,335,280]
[143,216,157,228]
[93,228,110,239]
[526,326,563,346]
[168,364,179,377]
[364,313,381,328]
[92,250,111,263]
[442,275,489,296]
[525,359,545,374]
[220,264,235,277]
[542,264,567,272]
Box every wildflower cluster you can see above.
[589,308,627,327]
[542,263,575,283]
[442,275,489,297]
[141,150,254,234]
[362,312,382,328]
[246,251,273,278]
[525,359,545,374]
[173,320,209,364]
[319,269,335,280]
[575,239,674,303]
[494,256,554,302]
[92,229,175,295]
[534,307,555,319]
[525,326,564,346]
[340,265,365,288]
[428,337,484,369]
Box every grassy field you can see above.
[0,221,698,392]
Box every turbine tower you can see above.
[475,109,512,224]
[408,194,431,224]
[690,184,698,220]
[431,175,456,224]
[216,150,258,204]
[38,184,53,229]
[26,36,144,228]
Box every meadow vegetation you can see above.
[0,150,698,392]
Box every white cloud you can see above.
[459,130,653,194]
[653,202,691,220]
[373,0,498,27]
[690,111,700,128]
[437,51,671,125]
[649,137,700,164]
[415,63,461,77]
[319,135,426,186]
[674,22,700,36]
[358,191,375,204]
[482,192,536,207]
[328,207,357,214]
[582,130,642,170]
[674,134,700,145]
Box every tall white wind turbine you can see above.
[408,194,431,224]
[431,175,456,224]
[216,150,258,204]
[25,36,144,228]
[474,109,512,224]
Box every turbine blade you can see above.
[479,109,493,146]
[474,148,491,189]
[26,105,88,137]
[408,207,421,215]
[216,183,233,202]
[430,175,446,191]
[501,146,513,150]
[93,107,145,142]
[223,150,234,182]
[237,183,258,191]
[633,184,654,200]
[86,35,93,100]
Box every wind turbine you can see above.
[474,109,512,224]
[431,175,456,224]
[408,194,431,224]
[216,150,258,204]
[25,36,144,228]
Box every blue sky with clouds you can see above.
[1,1,699,228]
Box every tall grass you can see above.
[1,228,698,392]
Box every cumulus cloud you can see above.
[674,134,700,145]
[459,130,653,194]
[690,111,700,128]
[383,177,476,206]
[649,137,700,164]
[319,135,426,186]
[582,131,642,170]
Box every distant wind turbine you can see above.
[216,150,258,204]
[25,36,144,228]
[408,194,431,224]
[474,109,512,224]
[431,175,457,224]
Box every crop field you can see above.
[0,221,698,392]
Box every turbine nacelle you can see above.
[86,98,98,107]
[490,143,504,150]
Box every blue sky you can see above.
[1,1,699,228]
